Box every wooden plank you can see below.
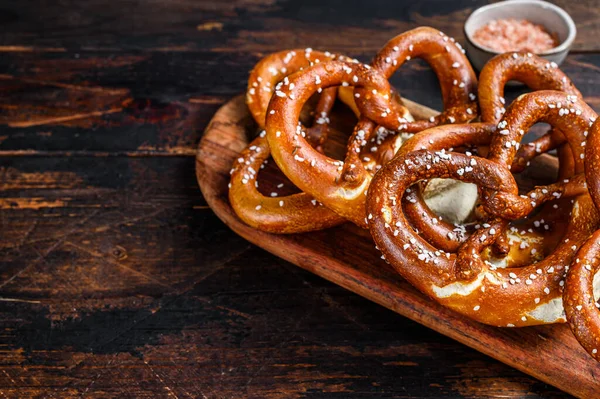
[197,94,600,398]
[0,1,598,52]
[0,157,566,397]
[2,52,600,155]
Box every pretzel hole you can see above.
[421,178,478,225]
[320,99,359,161]
[388,59,443,118]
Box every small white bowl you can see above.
[464,0,576,71]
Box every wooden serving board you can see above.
[196,95,600,398]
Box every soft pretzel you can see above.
[481,91,594,220]
[368,27,478,131]
[478,52,581,174]
[367,91,599,326]
[479,52,580,123]
[266,60,409,227]
[368,151,598,326]
[247,49,342,127]
[399,123,582,253]
[399,53,582,252]
[564,117,600,361]
[339,27,478,131]
[230,50,346,233]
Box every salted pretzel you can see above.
[266,59,421,227]
[229,49,346,233]
[246,49,346,128]
[564,117,600,361]
[478,51,581,174]
[264,60,402,226]
[339,27,478,131]
[480,91,593,220]
[400,53,581,251]
[367,91,599,327]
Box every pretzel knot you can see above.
[479,52,582,177]
[266,60,408,227]
[563,118,600,361]
[480,91,594,221]
[397,123,495,252]
[230,49,346,233]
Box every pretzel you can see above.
[400,53,581,251]
[564,118,600,361]
[481,91,594,220]
[478,51,581,173]
[266,59,410,227]
[339,27,478,131]
[230,50,346,233]
[367,91,599,326]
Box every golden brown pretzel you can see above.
[263,28,478,228]
[399,56,581,251]
[230,50,346,233]
[400,128,582,254]
[247,49,340,127]
[339,27,478,131]
[397,54,580,254]
[481,91,594,221]
[382,51,578,252]
[229,133,346,233]
[367,91,599,326]
[368,27,477,131]
[564,117,600,361]
[478,52,581,174]
[479,52,581,123]
[367,148,598,326]
[266,59,408,227]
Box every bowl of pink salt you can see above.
[464,0,576,71]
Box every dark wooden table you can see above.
[1,1,599,397]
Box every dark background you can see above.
[1,0,598,397]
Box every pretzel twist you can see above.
[266,60,408,227]
[397,123,576,253]
[265,28,479,227]
[481,91,594,221]
[479,52,581,175]
[230,50,346,233]
[368,147,598,326]
[367,91,599,326]
[397,123,494,252]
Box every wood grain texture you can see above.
[3,51,600,157]
[198,94,600,398]
[5,0,600,396]
[0,1,599,52]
